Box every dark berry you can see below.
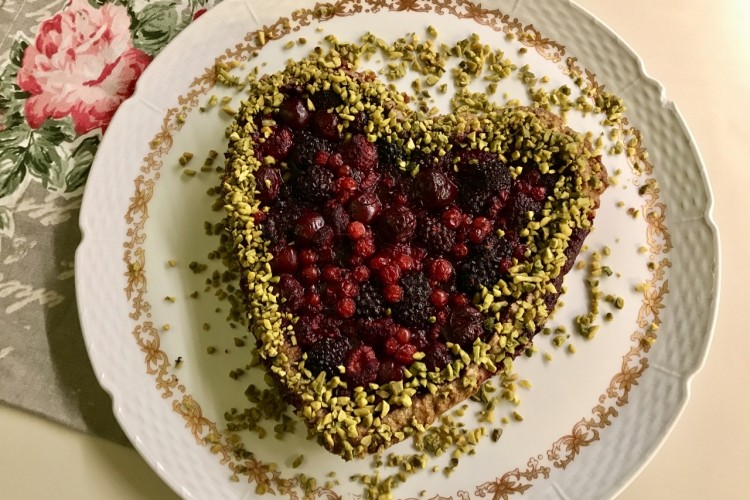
[376,139,406,167]
[414,169,457,208]
[359,317,397,347]
[353,237,376,258]
[347,221,367,240]
[278,96,311,130]
[300,265,320,285]
[424,342,452,370]
[310,89,343,111]
[313,225,334,251]
[505,191,544,230]
[288,131,331,170]
[345,345,380,387]
[255,166,282,203]
[349,193,382,223]
[456,149,511,213]
[356,281,386,319]
[312,110,342,141]
[383,284,403,303]
[340,134,378,171]
[295,211,325,244]
[394,344,417,364]
[441,206,463,229]
[392,272,434,328]
[294,165,334,204]
[418,217,456,256]
[323,200,350,237]
[336,298,356,318]
[259,126,293,160]
[429,288,449,308]
[294,316,321,347]
[305,336,351,377]
[276,274,304,312]
[377,359,404,383]
[428,258,453,282]
[377,263,401,285]
[445,305,485,347]
[456,252,501,294]
[271,245,298,274]
[298,248,318,265]
[379,205,417,243]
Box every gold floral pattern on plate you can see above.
[120,0,672,497]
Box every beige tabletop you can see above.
[1,1,747,498]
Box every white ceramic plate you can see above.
[76,1,719,499]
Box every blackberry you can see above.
[392,272,435,328]
[505,191,544,231]
[456,235,512,294]
[376,139,406,168]
[323,200,350,237]
[305,336,351,377]
[456,253,501,294]
[293,165,334,204]
[310,89,343,111]
[356,281,386,319]
[456,149,512,213]
[418,217,456,256]
[288,130,331,170]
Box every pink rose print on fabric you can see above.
[17,0,151,135]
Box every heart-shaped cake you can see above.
[221,53,607,459]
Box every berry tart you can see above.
[221,53,608,459]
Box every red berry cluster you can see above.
[256,91,555,389]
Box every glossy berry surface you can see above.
[257,89,559,387]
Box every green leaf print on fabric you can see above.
[0,146,27,197]
[66,136,100,193]
[133,1,188,56]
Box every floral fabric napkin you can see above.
[0,0,219,444]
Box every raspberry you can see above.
[275,274,304,312]
[340,280,359,298]
[356,281,386,319]
[352,265,370,282]
[255,166,282,203]
[305,336,351,377]
[294,316,321,347]
[383,284,403,303]
[418,217,456,256]
[394,344,417,364]
[314,150,330,166]
[428,258,453,282]
[441,206,464,229]
[288,131,331,170]
[353,238,376,258]
[322,265,343,283]
[345,345,380,388]
[392,272,434,328]
[336,298,356,318]
[379,205,417,243]
[377,263,401,285]
[445,305,486,347]
[340,134,378,171]
[294,165,334,204]
[359,317,397,347]
[259,126,293,160]
[347,221,367,240]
